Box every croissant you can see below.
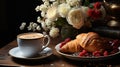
[60,39,83,53]
[76,32,110,52]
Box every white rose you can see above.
[66,0,81,7]
[49,27,59,38]
[52,2,59,6]
[58,3,71,18]
[59,0,66,3]
[67,8,84,29]
[46,6,58,21]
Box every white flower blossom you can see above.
[35,6,40,12]
[32,23,38,28]
[45,19,52,25]
[27,22,39,31]
[41,11,46,17]
[49,27,59,38]
[45,20,52,29]
[39,4,48,12]
[67,8,84,29]
[58,3,71,18]
[66,0,81,7]
[27,22,34,31]
[19,22,26,30]
[37,16,45,23]
[50,0,56,2]
[58,0,66,4]
[45,19,55,29]
[37,16,41,23]
[41,22,48,31]
[19,0,106,39]
[44,1,50,6]
[52,2,59,6]
[36,26,41,31]
[42,0,49,2]
[46,6,58,21]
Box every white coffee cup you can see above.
[17,32,50,57]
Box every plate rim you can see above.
[9,47,53,60]
[55,43,120,60]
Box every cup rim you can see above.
[17,32,44,40]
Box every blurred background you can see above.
[0,0,41,48]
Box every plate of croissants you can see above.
[55,32,120,61]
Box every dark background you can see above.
[0,0,42,48]
[0,0,102,48]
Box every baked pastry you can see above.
[60,32,111,53]
[76,32,110,52]
[60,39,83,53]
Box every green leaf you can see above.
[89,4,94,9]
[55,18,67,26]
[61,25,78,40]
[84,0,90,6]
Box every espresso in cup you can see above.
[17,32,50,57]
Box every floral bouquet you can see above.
[20,0,106,39]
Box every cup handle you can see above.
[41,35,50,50]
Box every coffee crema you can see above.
[17,33,44,39]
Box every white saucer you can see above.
[9,47,52,60]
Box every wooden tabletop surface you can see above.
[0,36,120,67]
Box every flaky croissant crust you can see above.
[60,39,83,53]
[76,32,110,52]
[60,32,110,53]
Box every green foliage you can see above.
[84,0,90,6]
[61,25,79,40]
[55,18,68,27]
[89,4,94,9]
[54,17,89,39]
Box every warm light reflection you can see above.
[111,4,118,9]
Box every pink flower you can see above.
[91,9,102,19]
[87,8,102,20]
[87,9,94,17]
[94,2,101,9]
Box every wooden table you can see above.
[0,37,120,67]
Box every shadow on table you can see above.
[62,54,120,67]
[11,53,120,67]
[11,54,59,66]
